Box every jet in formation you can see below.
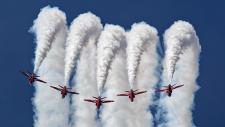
[50,85,79,98]
[117,89,147,102]
[84,96,114,109]
[156,84,184,97]
[20,70,47,85]
[20,70,185,110]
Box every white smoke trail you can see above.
[97,24,125,95]
[31,6,66,73]
[100,25,136,127]
[126,22,159,127]
[32,7,70,127]
[159,21,201,127]
[71,38,100,127]
[163,21,200,81]
[64,12,102,85]
[69,13,103,127]
[126,22,158,88]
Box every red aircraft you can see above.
[20,70,47,85]
[50,85,79,98]
[84,96,114,109]
[156,84,184,97]
[117,89,147,102]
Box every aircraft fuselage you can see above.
[167,85,173,97]
[128,90,135,102]
[61,87,67,98]
[96,98,102,109]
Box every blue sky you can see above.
[0,0,225,127]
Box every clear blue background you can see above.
[0,0,224,126]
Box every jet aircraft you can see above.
[50,85,79,98]
[117,89,147,102]
[20,70,46,85]
[84,96,114,109]
[156,84,184,97]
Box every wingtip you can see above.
[19,70,26,74]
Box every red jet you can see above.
[84,96,114,109]
[156,84,184,97]
[117,89,147,102]
[50,85,79,98]
[20,70,47,85]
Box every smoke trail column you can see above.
[126,22,158,89]
[159,21,201,127]
[97,24,125,95]
[66,13,103,127]
[32,6,70,127]
[126,22,159,127]
[64,12,102,86]
[32,6,64,73]
[100,25,135,127]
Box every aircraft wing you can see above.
[93,97,98,99]
[117,93,128,96]
[155,89,167,92]
[50,86,61,91]
[84,99,95,103]
[102,100,114,103]
[36,78,47,83]
[173,85,184,89]
[68,91,79,94]
[20,70,29,77]
[135,91,147,95]
[172,84,177,87]
[58,85,64,88]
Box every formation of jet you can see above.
[50,85,79,98]
[117,89,147,102]
[20,69,185,110]
[20,70,46,85]
[156,84,184,97]
[84,96,114,109]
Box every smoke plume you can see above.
[31,6,66,73]
[159,20,201,127]
[97,24,125,95]
[30,7,201,127]
[64,12,102,85]
[32,6,70,127]
[163,21,200,81]
[100,25,134,127]
[68,13,103,127]
[126,22,159,88]
[126,22,159,127]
